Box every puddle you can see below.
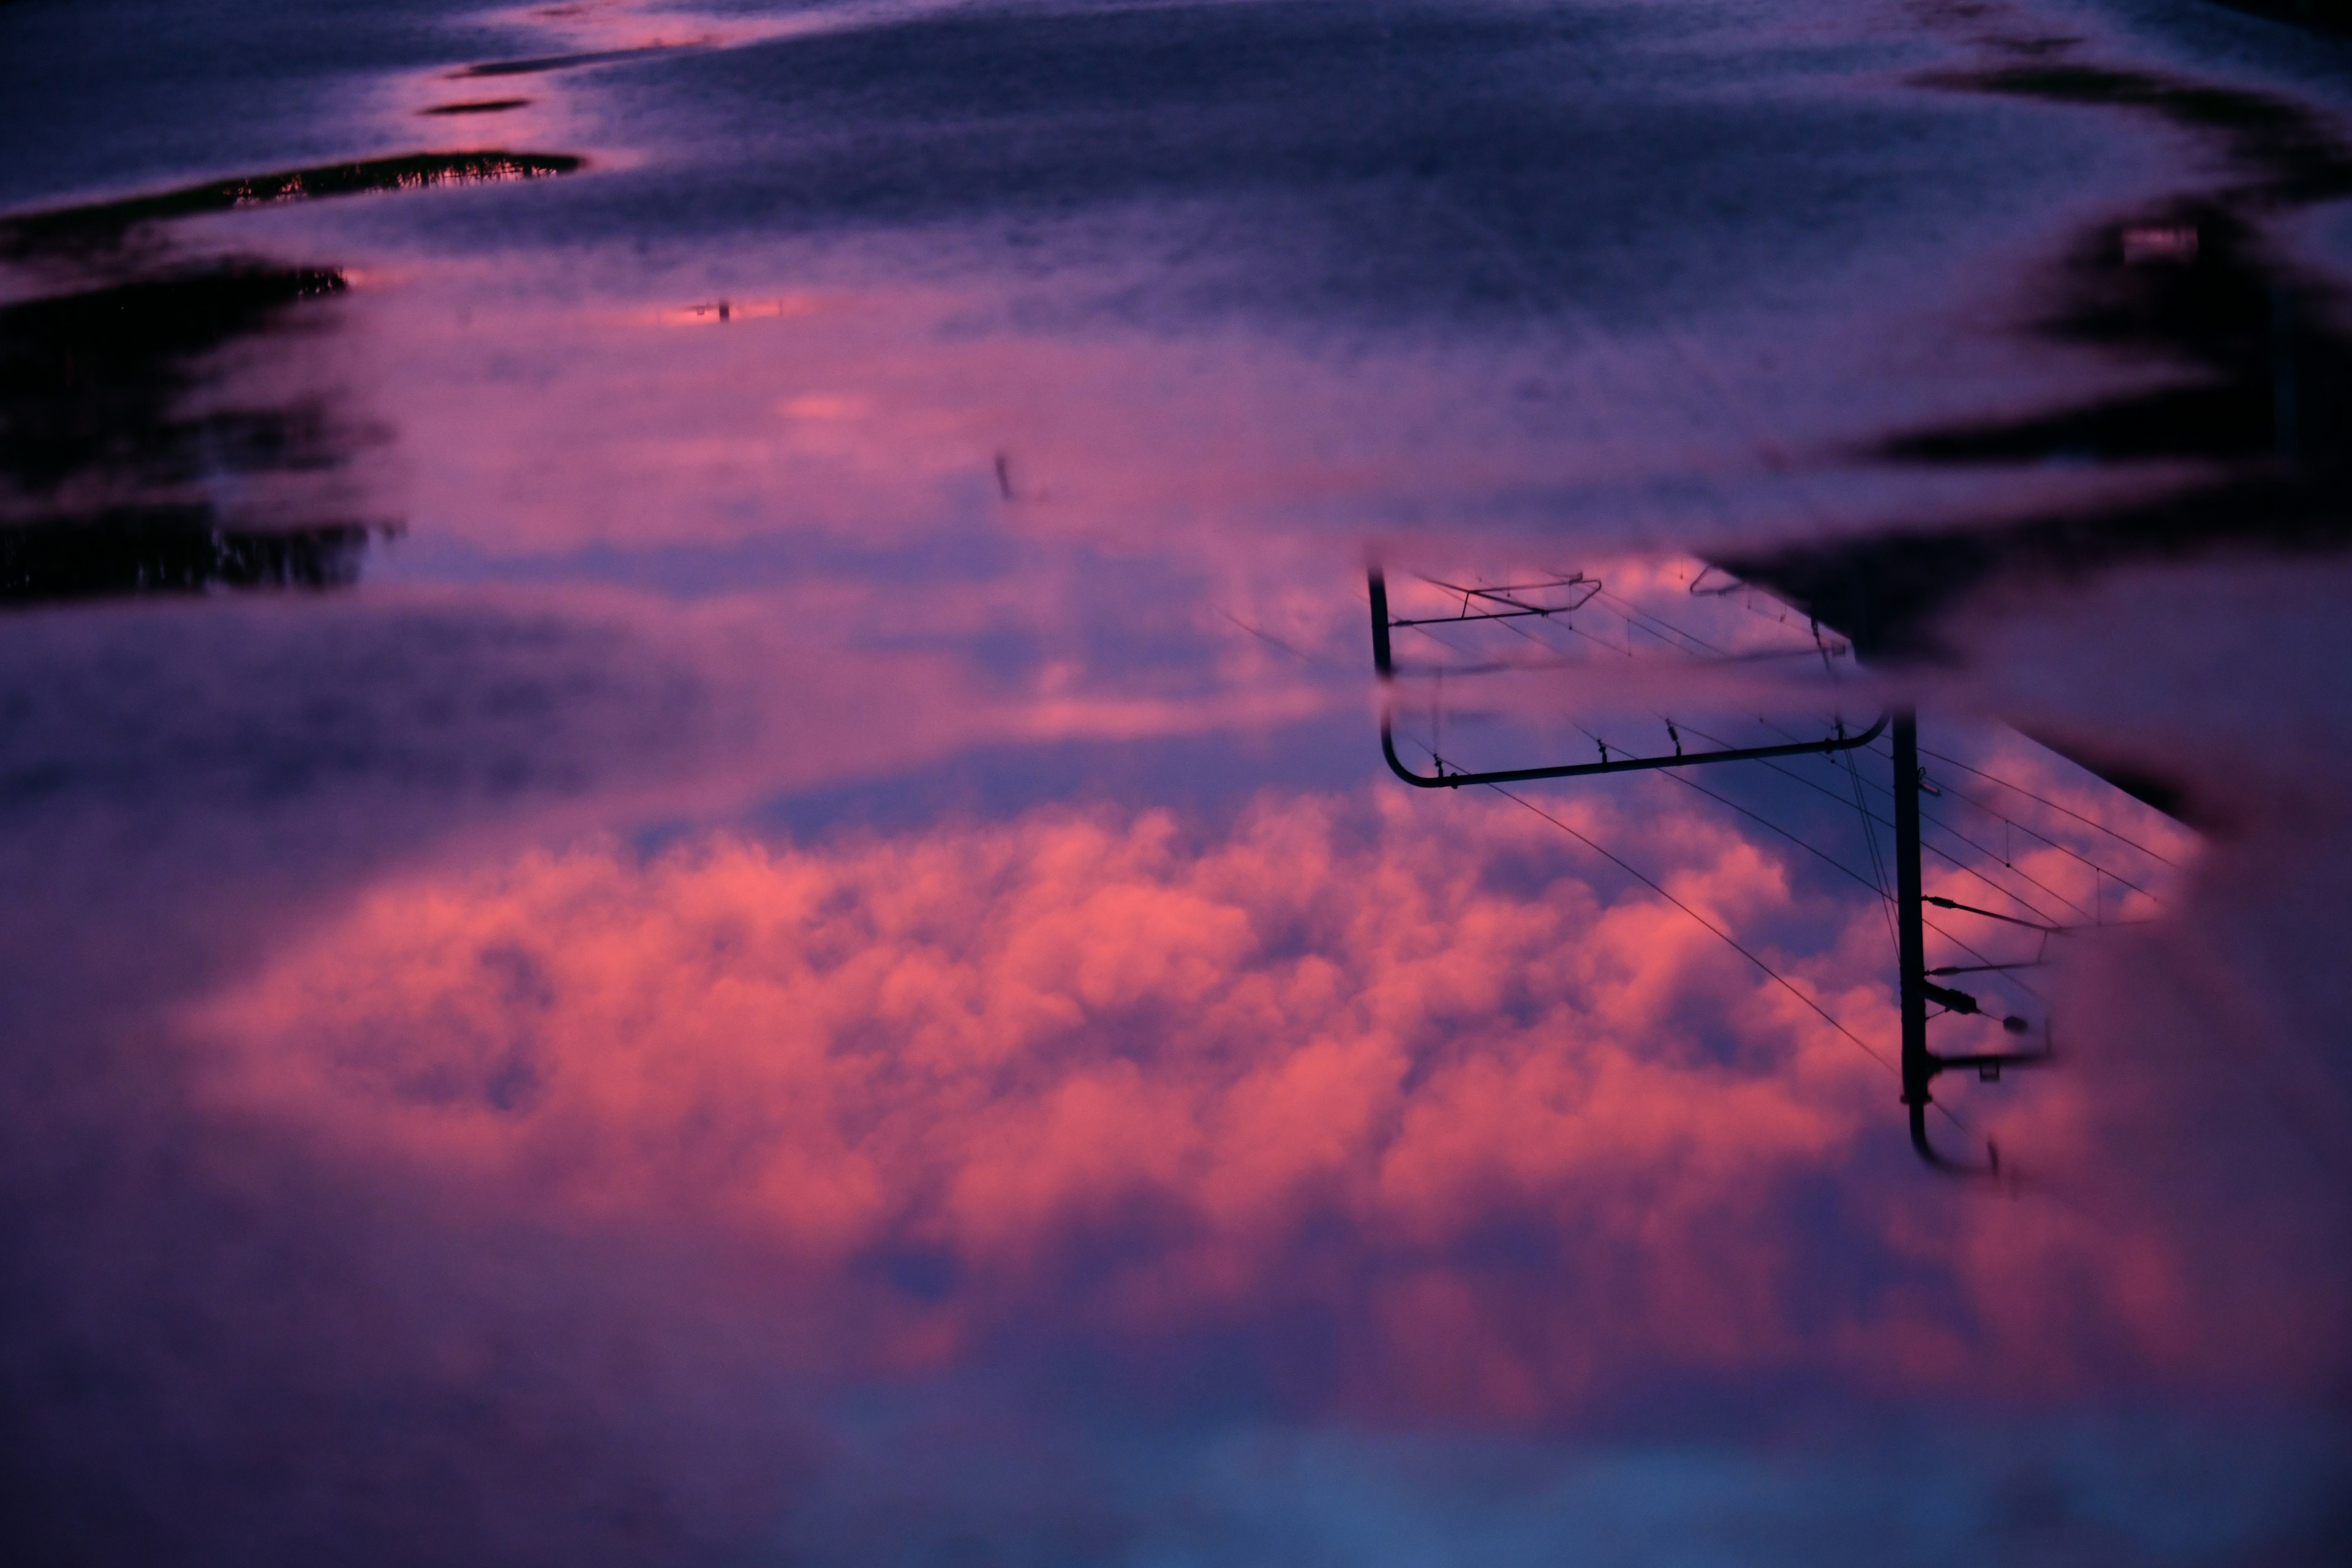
[2,1,2349,1562]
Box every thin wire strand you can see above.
[1823,741,2124,919]
[1923,774,2166,897]
[1485,782,1900,1077]
[1594,587,1730,657]
[1490,601,1630,661]
[1917,804,2087,923]
[1596,584,1843,667]
[1394,586,2075,1017]
[1677,720,2070,936]
[1404,610,1603,666]
[1757,719,2107,923]
[1666,720,2044,1000]
[1918,744,2182,867]
[1766,721,2114,925]
[1649,756,1895,905]
[1843,743,1902,963]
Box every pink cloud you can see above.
[182,777,2339,1422]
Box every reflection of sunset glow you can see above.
[189,778,2321,1419]
[13,0,2351,1555]
[781,392,872,421]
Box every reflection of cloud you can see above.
[0,573,1351,1564]
[192,785,2340,1421]
[780,393,870,421]
[6,613,2343,1559]
[0,582,1009,1055]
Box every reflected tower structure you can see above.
[1366,563,2108,1175]
[1357,39,2352,1172]
[1885,708,2051,1174]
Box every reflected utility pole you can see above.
[1894,712,1932,1143]
[1891,708,2052,1173]
[1368,566,2059,1175]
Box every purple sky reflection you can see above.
[2,1,2350,1564]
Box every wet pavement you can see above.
[2,1,2350,1563]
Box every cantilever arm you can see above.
[1378,710,1887,789]
[1370,567,1884,788]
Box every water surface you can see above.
[3,1,2350,1562]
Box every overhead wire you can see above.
[1842,742,1903,964]
[1483,781,1898,1078]
[1550,712,2045,1038]
[1474,771,1977,1136]
[1841,738,2138,914]
[1918,805,2087,922]
[1545,715,1901,914]
[1663,718,2045,1001]
[1482,593,1636,660]
[1596,584,1847,668]
[1679,717,2072,937]
[1457,606,1881,884]
[1402,598,1611,666]
[1913,772,2163,902]
[1594,587,1730,657]
[1393,574,2110,1028]
[1384,724,1899,1076]
[1918,751,2180,879]
[1648,763,1894,907]
[1750,718,2098,926]
[1910,742,2182,865]
[1856,737,2179,894]
[1389,586,2067,1067]
[1441,614,2031,969]
[1918,744,2182,868]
